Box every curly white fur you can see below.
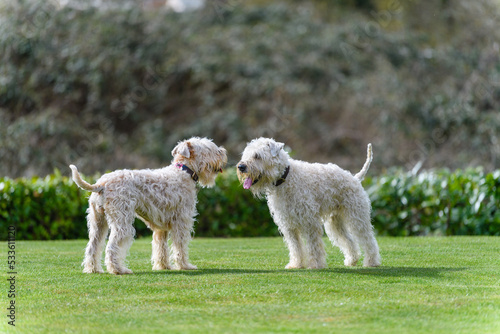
[71,137,227,275]
[237,138,380,269]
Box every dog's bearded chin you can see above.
[243,177,253,189]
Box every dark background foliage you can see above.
[1,0,499,178]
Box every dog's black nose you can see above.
[238,164,247,172]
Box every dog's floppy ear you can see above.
[218,147,228,161]
[269,141,284,157]
[172,141,191,158]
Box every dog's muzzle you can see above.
[238,164,247,173]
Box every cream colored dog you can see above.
[70,137,227,274]
[237,137,380,269]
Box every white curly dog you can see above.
[70,137,227,274]
[237,137,380,269]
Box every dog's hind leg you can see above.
[104,210,135,275]
[324,213,361,267]
[82,194,108,274]
[346,208,381,267]
[151,229,171,270]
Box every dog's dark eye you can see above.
[253,153,261,160]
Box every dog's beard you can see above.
[237,160,262,189]
[237,169,259,190]
[198,170,219,188]
[237,168,274,198]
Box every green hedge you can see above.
[1,168,499,240]
[196,171,277,237]
[0,170,89,240]
[365,168,500,236]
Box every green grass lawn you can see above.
[2,237,499,333]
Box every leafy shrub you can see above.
[0,170,89,240]
[1,168,499,240]
[196,170,278,237]
[365,168,500,236]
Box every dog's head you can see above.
[172,137,227,187]
[237,137,290,196]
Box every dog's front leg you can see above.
[280,226,306,269]
[169,218,197,270]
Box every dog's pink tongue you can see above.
[243,177,253,189]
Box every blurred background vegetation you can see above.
[2,0,500,178]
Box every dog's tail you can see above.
[354,144,372,181]
[69,165,103,192]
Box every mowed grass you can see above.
[2,237,499,334]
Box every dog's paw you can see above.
[363,258,381,267]
[344,258,358,267]
[285,263,304,269]
[152,263,171,271]
[83,269,104,274]
[181,263,198,270]
[83,266,104,274]
[108,267,133,275]
[117,268,133,275]
[307,263,326,269]
[173,263,198,270]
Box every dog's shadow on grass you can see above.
[134,266,466,278]
[325,266,467,278]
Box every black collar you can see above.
[176,163,198,182]
[274,166,290,187]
